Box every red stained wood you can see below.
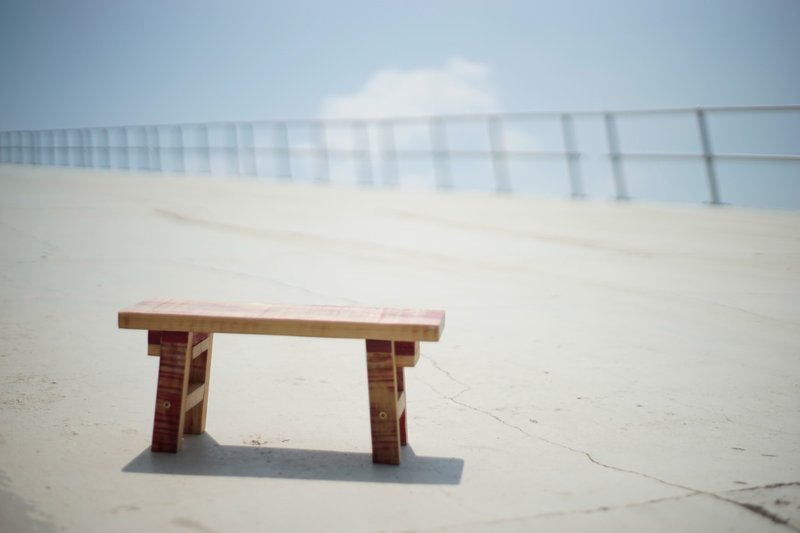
[366,339,392,353]
[394,341,417,356]
[148,330,163,345]
[366,340,401,465]
[151,331,192,452]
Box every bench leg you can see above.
[151,331,193,452]
[365,339,401,465]
[396,366,407,446]
[185,333,214,434]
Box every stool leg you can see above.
[185,332,213,434]
[151,331,192,452]
[396,366,407,446]
[365,339,401,465]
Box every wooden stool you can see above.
[119,299,445,465]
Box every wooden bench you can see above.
[118,299,445,465]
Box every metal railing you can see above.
[1,104,798,206]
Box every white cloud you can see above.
[314,57,541,190]
[320,57,500,120]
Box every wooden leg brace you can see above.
[150,331,213,452]
[365,340,417,464]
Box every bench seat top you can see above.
[119,299,445,342]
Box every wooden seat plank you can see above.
[119,299,445,342]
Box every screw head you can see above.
[379,411,388,420]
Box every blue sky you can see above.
[0,1,798,208]
[1,0,798,128]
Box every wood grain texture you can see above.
[184,382,205,411]
[147,330,162,356]
[366,340,401,465]
[185,333,213,435]
[396,391,406,419]
[394,341,420,368]
[396,366,408,446]
[120,299,445,342]
[147,331,211,358]
[151,331,192,452]
[191,335,211,360]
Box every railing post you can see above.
[174,125,185,173]
[47,130,54,166]
[67,130,75,167]
[245,122,257,177]
[18,131,24,164]
[78,129,86,167]
[84,129,93,168]
[15,131,22,163]
[150,127,161,172]
[141,126,150,171]
[604,113,629,201]
[430,118,451,189]
[18,131,26,164]
[561,114,583,198]
[200,124,210,174]
[696,108,722,205]
[314,121,330,184]
[487,116,511,193]
[354,121,372,186]
[120,128,130,170]
[228,123,240,176]
[275,122,292,179]
[31,131,39,166]
[380,121,398,187]
[101,128,110,169]
[42,131,48,166]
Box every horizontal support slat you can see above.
[192,336,211,359]
[146,331,210,357]
[397,391,406,418]
[147,330,163,356]
[185,382,205,412]
[394,341,420,368]
[120,299,445,342]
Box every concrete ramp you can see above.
[1,165,798,531]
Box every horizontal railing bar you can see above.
[609,152,800,162]
[3,105,799,134]
[714,153,800,162]
[592,104,800,117]
[6,146,798,162]
[0,145,576,158]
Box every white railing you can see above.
[2,105,798,206]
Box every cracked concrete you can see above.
[1,164,799,532]
[424,350,800,531]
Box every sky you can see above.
[1,0,798,128]
[0,0,798,207]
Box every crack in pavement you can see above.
[421,354,800,531]
[401,492,702,532]
[404,484,800,532]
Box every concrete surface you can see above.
[1,164,798,532]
